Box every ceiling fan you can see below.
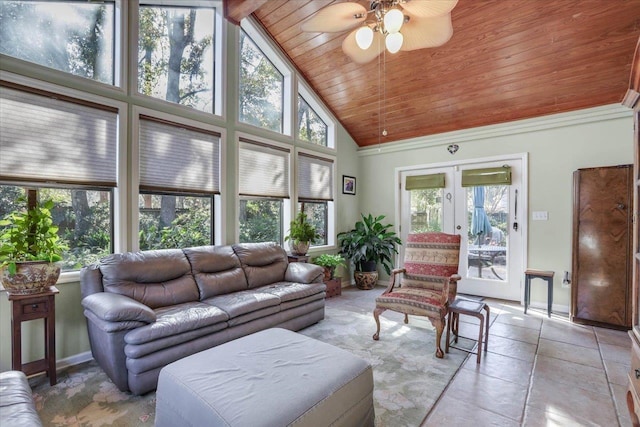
[301,0,459,64]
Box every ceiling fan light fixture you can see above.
[383,8,404,33]
[355,25,374,50]
[385,31,403,53]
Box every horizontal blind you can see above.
[139,117,221,194]
[238,138,290,198]
[298,152,333,201]
[405,173,445,190]
[461,166,512,187]
[0,85,118,186]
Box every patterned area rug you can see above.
[30,289,473,427]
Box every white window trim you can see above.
[131,105,227,250]
[294,147,337,252]
[239,17,293,137]
[297,81,337,150]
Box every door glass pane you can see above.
[410,188,443,233]
[466,185,508,281]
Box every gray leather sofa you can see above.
[80,242,325,395]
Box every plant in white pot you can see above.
[337,213,402,290]
[285,211,321,256]
[0,198,67,294]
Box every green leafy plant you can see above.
[337,213,402,275]
[0,198,67,275]
[285,211,321,244]
[313,253,346,269]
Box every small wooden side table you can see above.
[7,286,59,385]
[524,269,554,317]
[446,297,490,364]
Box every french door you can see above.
[398,156,526,301]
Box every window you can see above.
[238,138,290,244]
[138,116,220,250]
[238,29,283,133]
[0,0,116,84]
[297,152,334,247]
[137,4,215,113]
[298,95,328,146]
[0,83,118,271]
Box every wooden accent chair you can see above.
[373,232,461,358]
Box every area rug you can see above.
[30,298,473,427]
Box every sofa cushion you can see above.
[203,289,281,318]
[183,245,248,299]
[256,282,326,303]
[99,249,199,309]
[233,242,288,288]
[124,302,229,345]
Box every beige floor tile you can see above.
[537,338,603,369]
[424,394,520,427]
[487,334,538,362]
[490,321,540,344]
[600,342,632,365]
[595,326,632,348]
[540,319,597,349]
[533,355,609,395]
[462,350,533,386]
[444,369,528,422]
[495,312,543,330]
[528,376,618,427]
[611,382,633,427]
[604,358,631,386]
[523,405,605,427]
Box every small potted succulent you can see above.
[313,253,345,281]
[284,211,321,256]
[0,198,67,294]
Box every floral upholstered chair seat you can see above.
[373,232,461,358]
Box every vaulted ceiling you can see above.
[226,0,640,147]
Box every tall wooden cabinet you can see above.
[571,165,633,329]
[625,36,640,426]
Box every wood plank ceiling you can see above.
[246,0,640,147]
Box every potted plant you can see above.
[337,213,402,290]
[0,198,67,294]
[284,211,321,256]
[313,253,345,281]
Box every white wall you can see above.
[357,104,634,311]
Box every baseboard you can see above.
[56,351,93,371]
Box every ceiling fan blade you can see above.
[342,29,383,64]
[400,13,454,51]
[400,0,459,18]
[301,2,367,33]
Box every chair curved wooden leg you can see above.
[430,317,445,358]
[404,313,409,324]
[373,307,386,340]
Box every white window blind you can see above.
[238,138,290,198]
[298,152,333,201]
[0,84,118,186]
[139,117,221,194]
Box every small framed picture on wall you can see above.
[342,175,356,195]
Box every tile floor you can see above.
[423,298,632,427]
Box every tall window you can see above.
[137,4,215,113]
[297,152,334,247]
[138,116,220,250]
[238,138,290,244]
[0,83,117,270]
[238,29,283,133]
[0,0,116,84]
[298,95,328,146]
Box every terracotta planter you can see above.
[322,266,335,281]
[0,261,60,295]
[290,241,310,256]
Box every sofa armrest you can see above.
[285,262,324,283]
[82,292,156,324]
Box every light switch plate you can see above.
[532,211,548,220]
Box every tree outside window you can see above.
[298,95,327,146]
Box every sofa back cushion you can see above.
[232,242,288,288]
[99,249,199,309]
[183,245,249,299]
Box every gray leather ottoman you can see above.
[155,328,374,427]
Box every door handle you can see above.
[456,225,461,230]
